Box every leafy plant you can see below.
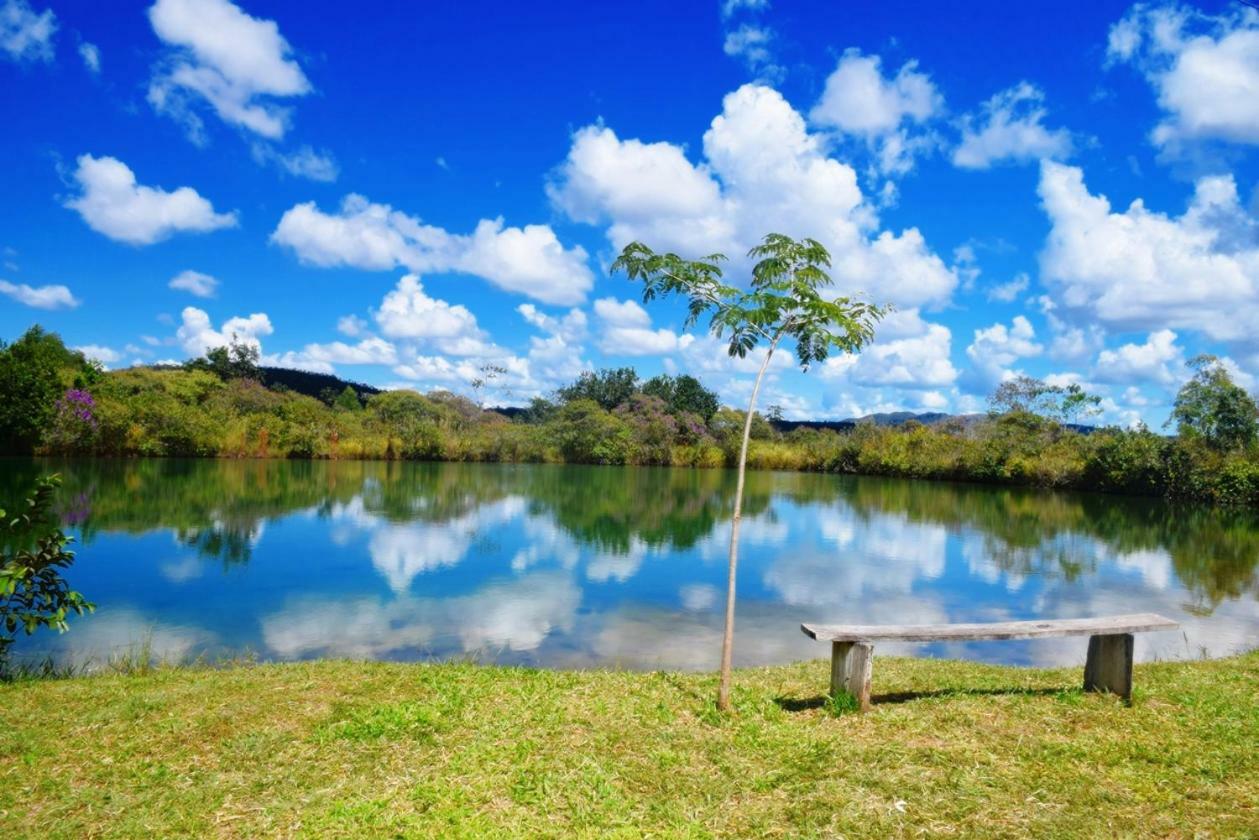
[613,232,886,710]
[1,475,94,665]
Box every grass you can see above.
[1,653,1257,838]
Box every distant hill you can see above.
[771,411,985,433]
[259,367,381,403]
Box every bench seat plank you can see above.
[802,613,1178,643]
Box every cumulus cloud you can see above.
[268,337,397,374]
[73,344,121,365]
[175,305,272,357]
[1038,160,1259,346]
[549,84,957,310]
[372,274,491,355]
[1107,3,1259,151]
[953,82,1073,169]
[1093,329,1185,386]
[822,309,957,389]
[593,297,694,356]
[0,278,79,309]
[517,303,587,343]
[168,269,218,297]
[1,0,55,63]
[271,194,592,305]
[809,49,943,175]
[64,154,237,245]
[965,315,1043,389]
[146,0,311,141]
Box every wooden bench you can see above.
[801,613,1179,711]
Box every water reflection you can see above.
[1,458,1256,670]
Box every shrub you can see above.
[0,475,94,666]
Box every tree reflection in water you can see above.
[0,458,1254,669]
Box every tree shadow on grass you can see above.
[775,685,1072,712]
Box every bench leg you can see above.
[830,641,874,711]
[1083,633,1134,701]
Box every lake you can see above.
[2,458,1256,671]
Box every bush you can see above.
[0,475,93,666]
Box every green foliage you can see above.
[5,322,1259,510]
[641,374,720,421]
[547,399,633,464]
[187,338,261,382]
[0,475,94,664]
[612,233,886,367]
[1170,355,1259,452]
[0,326,93,454]
[332,385,363,412]
[556,367,640,411]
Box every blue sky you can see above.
[3,0,1259,425]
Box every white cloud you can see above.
[517,303,587,343]
[73,344,121,365]
[965,315,1043,389]
[146,0,310,141]
[0,278,79,309]
[1107,4,1259,150]
[811,49,942,136]
[373,274,490,355]
[721,0,769,19]
[986,272,1030,302]
[64,154,237,245]
[550,84,957,310]
[251,144,339,182]
[1039,160,1259,346]
[823,309,957,389]
[386,295,591,402]
[78,41,99,73]
[269,337,397,372]
[168,269,218,297]
[723,23,782,82]
[271,194,592,305]
[593,297,695,356]
[1094,329,1185,386]
[809,49,943,174]
[175,305,272,357]
[546,124,729,249]
[953,82,1073,169]
[336,314,368,337]
[1,0,55,63]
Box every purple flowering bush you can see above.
[43,389,100,454]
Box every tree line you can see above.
[1,323,1257,505]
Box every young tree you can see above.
[988,375,1101,424]
[470,363,507,408]
[612,233,886,710]
[1169,355,1259,451]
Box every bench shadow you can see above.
[775,685,1069,712]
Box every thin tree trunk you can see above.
[716,339,779,711]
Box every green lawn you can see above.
[2,653,1257,838]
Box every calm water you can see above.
[2,458,1257,671]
